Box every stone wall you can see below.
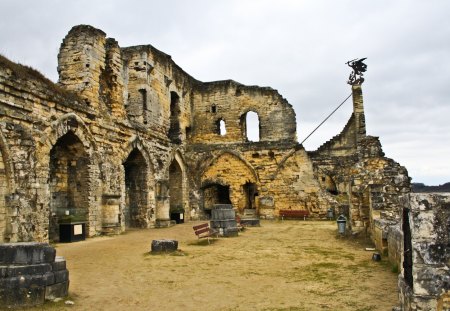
[398,193,450,311]
[309,85,410,241]
[0,24,411,245]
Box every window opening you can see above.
[169,92,181,143]
[241,111,260,142]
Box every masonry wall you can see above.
[309,86,410,243]
[0,25,198,242]
[398,193,450,311]
[0,24,412,246]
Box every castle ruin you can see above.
[0,25,447,309]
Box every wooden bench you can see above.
[279,209,310,220]
[193,223,218,244]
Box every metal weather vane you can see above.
[346,58,367,85]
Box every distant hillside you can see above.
[412,182,450,193]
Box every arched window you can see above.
[215,119,226,136]
[241,111,260,142]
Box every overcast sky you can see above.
[1,0,449,185]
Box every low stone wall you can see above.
[387,224,402,270]
[398,193,450,311]
[0,242,69,308]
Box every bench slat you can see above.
[193,223,209,230]
[279,210,310,219]
[195,227,211,235]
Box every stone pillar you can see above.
[155,180,171,227]
[351,84,366,143]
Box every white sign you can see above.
[74,224,83,235]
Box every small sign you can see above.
[180,213,184,220]
[74,224,83,235]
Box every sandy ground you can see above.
[29,220,398,311]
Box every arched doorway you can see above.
[169,159,184,223]
[123,148,148,228]
[49,131,89,242]
[201,152,258,215]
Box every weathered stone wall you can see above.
[185,143,333,219]
[309,85,410,243]
[0,24,412,246]
[398,193,450,311]
[0,25,198,242]
[191,80,297,143]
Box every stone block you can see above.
[0,284,45,308]
[0,274,47,289]
[151,239,178,253]
[43,271,55,286]
[53,269,69,284]
[45,281,69,301]
[51,256,67,271]
[0,263,52,278]
[0,242,56,265]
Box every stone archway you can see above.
[169,159,183,223]
[49,131,89,242]
[201,152,258,214]
[123,148,149,228]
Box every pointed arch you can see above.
[36,113,98,241]
[168,150,188,223]
[122,137,155,228]
[122,136,154,173]
[201,150,259,183]
[201,151,258,213]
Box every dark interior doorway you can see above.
[403,208,413,289]
[243,182,258,210]
[123,148,147,228]
[202,184,231,218]
[169,159,184,223]
[49,131,89,241]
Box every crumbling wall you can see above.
[310,84,410,246]
[1,24,414,248]
[0,24,198,242]
[186,143,332,219]
[191,80,297,143]
[398,193,450,311]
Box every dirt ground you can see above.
[29,220,398,311]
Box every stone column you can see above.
[155,180,171,227]
[351,84,366,143]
